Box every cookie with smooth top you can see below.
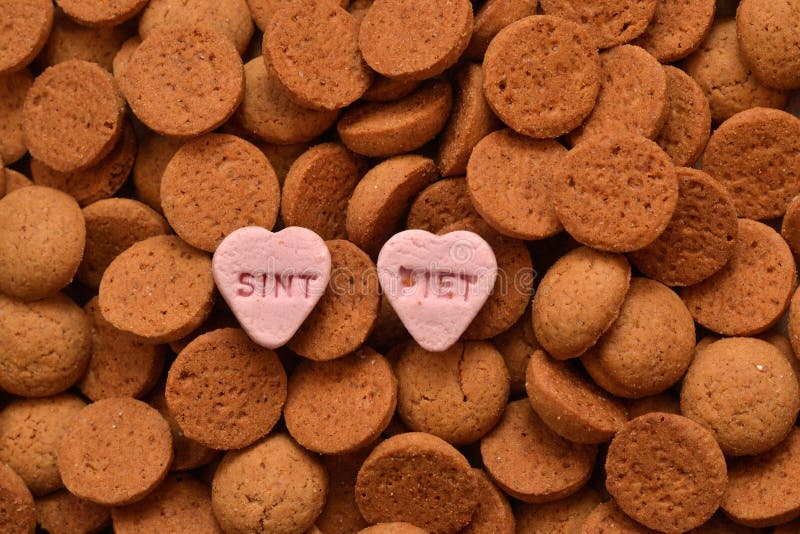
[655,66,712,167]
[632,0,716,62]
[0,0,53,75]
[540,0,657,49]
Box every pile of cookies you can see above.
[1,0,800,532]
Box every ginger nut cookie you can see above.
[464,0,538,60]
[38,15,130,72]
[23,60,125,173]
[56,0,148,27]
[362,75,420,102]
[112,35,141,79]
[58,397,173,506]
[360,524,428,534]
[0,0,53,75]
[99,235,215,343]
[580,501,658,533]
[132,133,184,214]
[462,468,515,534]
[493,309,539,395]
[317,450,370,533]
[258,142,309,185]
[356,432,479,533]
[655,66,712,167]
[483,15,600,139]
[782,195,800,259]
[466,129,565,240]
[0,463,35,534]
[540,0,657,49]
[3,169,32,194]
[406,177,478,233]
[548,134,679,253]
[606,413,727,533]
[582,277,695,398]
[515,487,602,533]
[736,0,800,90]
[0,69,33,165]
[681,219,796,336]
[629,168,737,287]
[358,0,473,81]
[625,391,681,420]
[36,490,110,534]
[632,0,716,62]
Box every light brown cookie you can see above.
[316,450,370,533]
[132,133,184,214]
[288,239,380,360]
[39,14,131,72]
[3,169,32,194]
[782,195,800,259]
[23,60,125,173]
[582,278,695,398]
[481,399,597,503]
[548,134,679,253]
[580,501,657,534]
[515,487,602,533]
[628,168,738,287]
[0,463,36,534]
[212,433,328,534]
[99,235,215,343]
[112,35,141,79]
[0,69,32,165]
[736,0,800,90]
[0,0,53,75]
[358,0,473,81]
[466,129,565,240]
[533,246,631,360]
[405,177,478,233]
[680,219,796,336]
[56,0,148,27]
[36,490,110,534]
[683,19,788,123]
[57,397,173,506]
[540,0,657,49]
[119,26,244,137]
[702,107,800,220]
[362,75,420,102]
[655,66,712,167]
[493,309,539,395]
[337,79,453,158]
[359,524,428,534]
[462,468,515,534]
[0,186,85,301]
[0,293,91,398]
[631,0,715,62]
[282,142,365,240]
[356,432,479,533]
[606,413,727,533]
[464,0,538,59]
[483,15,600,139]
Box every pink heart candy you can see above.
[377,229,498,352]
[212,226,331,349]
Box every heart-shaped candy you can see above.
[212,226,331,348]
[377,229,497,352]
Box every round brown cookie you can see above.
[58,397,173,506]
[582,278,695,398]
[549,134,679,252]
[0,394,86,496]
[99,235,215,343]
[683,19,788,123]
[31,119,136,207]
[462,468,514,534]
[396,340,510,446]
[212,433,327,534]
[0,69,32,165]
[0,292,90,397]
[580,501,657,534]
[160,133,280,252]
[533,246,631,360]
[436,63,498,177]
[23,60,124,173]
[0,0,53,75]
[257,142,309,185]
[288,239,380,360]
[112,474,222,534]
[405,177,478,233]
[233,58,338,145]
[317,450,370,533]
[655,66,712,167]
[692,513,764,533]
[3,169,32,194]
[758,331,800,388]
[702,107,800,219]
[139,0,254,55]
[56,0,148,27]
[358,0,473,81]
[0,463,35,534]
[515,487,602,533]
[36,489,111,534]
[366,295,408,353]
[481,399,597,503]
[483,15,600,139]
[166,328,287,450]
[0,186,85,301]
[39,15,131,72]
[466,129,564,240]
[782,195,800,259]
[681,337,800,456]
[356,432,479,532]
[439,217,533,339]
[132,133,183,214]
[119,26,244,137]
[282,143,365,240]
[569,45,668,145]
[628,168,737,287]
[722,427,800,527]
[346,155,436,256]
[493,309,539,395]
[265,0,371,111]
[337,78,453,158]
[526,349,628,444]
[631,0,715,62]
[464,0,538,59]
[606,413,727,533]
[359,524,428,534]
[79,297,166,401]
[680,219,796,336]
[162,292,252,355]
[362,75,420,102]
[285,347,396,454]
[625,391,680,419]
[736,0,800,90]
[77,198,169,289]
[540,0,657,49]
[112,35,140,79]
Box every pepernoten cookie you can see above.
[782,195,800,259]
[580,500,657,533]
[360,523,427,534]
[516,487,601,533]
[36,490,111,534]
[0,69,33,165]
[56,0,148,27]
[406,177,479,233]
[736,0,800,90]
[132,133,183,214]
[316,450,370,533]
[464,0,538,59]
[39,15,130,72]
[0,463,36,534]
[540,0,657,49]
[632,0,716,62]
[0,0,54,75]
[493,310,539,395]
[655,66,712,167]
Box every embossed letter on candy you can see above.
[212,226,331,348]
[377,229,497,352]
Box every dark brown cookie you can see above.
[462,468,515,534]
[0,463,36,534]
[0,0,53,75]
[0,69,32,165]
[655,66,712,167]
[736,0,800,90]
[632,0,716,62]
[316,450,370,533]
[540,0,657,49]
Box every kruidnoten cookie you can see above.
[0,69,33,165]
[406,177,478,233]
[0,0,53,75]
[736,0,800,90]
[36,490,110,534]
[0,463,36,534]
[56,0,148,27]
[515,487,601,533]
[632,0,715,62]
[493,310,539,395]
[132,133,183,214]
[462,469,515,534]
[580,501,657,533]
[654,66,712,167]
[540,0,657,49]
[39,15,130,72]
[464,0,537,59]
[316,450,370,533]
